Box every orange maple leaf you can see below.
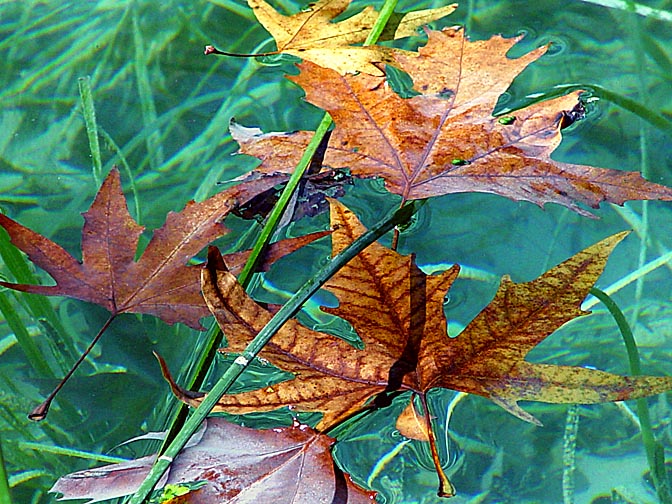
[243,0,456,75]
[235,28,672,216]
[162,200,672,427]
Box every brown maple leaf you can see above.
[237,28,672,216]
[242,0,456,75]
[50,417,376,503]
[0,167,331,420]
[163,199,672,429]
[0,168,315,330]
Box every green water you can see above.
[1,0,672,502]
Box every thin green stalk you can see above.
[128,200,421,504]
[132,11,164,170]
[363,0,398,45]
[236,114,334,286]
[589,287,672,503]
[98,127,142,225]
[0,292,50,377]
[0,436,12,504]
[78,76,103,186]
[18,442,129,464]
[156,319,222,456]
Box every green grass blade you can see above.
[0,436,12,504]
[18,442,129,464]
[589,287,672,503]
[236,113,334,286]
[132,11,164,170]
[78,76,104,185]
[98,127,142,224]
[363,0,399,45]
[0,227,77,365]
[0,292,50,377]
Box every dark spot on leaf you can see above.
[438,87,454,99]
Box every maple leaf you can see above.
[163,199,672,428]
[0,168,312,330]
[50,417,376,503]
[237,28,672,216]
[246,0,456,74]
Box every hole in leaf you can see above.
[385,65,420,98]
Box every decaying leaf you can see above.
[165,199,672,427]
[231,124,352,222]
[50,454,161,504]
[50,418,376,503]
[0,168,322,329]
[237,28,672,215]
[247,0,456,74]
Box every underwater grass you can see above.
[0,436,12,504]
[77,77,103,186]
[591,287,672,503]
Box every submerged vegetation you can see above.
[1,0,672,502]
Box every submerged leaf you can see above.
[50,418,376,503]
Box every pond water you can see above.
[1,0,671,503]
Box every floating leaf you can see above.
[167,200,672,427]
[0,168,316,329]
[246,0,456,74]
[238,29,672,215]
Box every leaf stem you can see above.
[419,393,456,497]
[28,315,116,421]
[203,45,280,58]
[127,201,421,503]
[589,287,672,503]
